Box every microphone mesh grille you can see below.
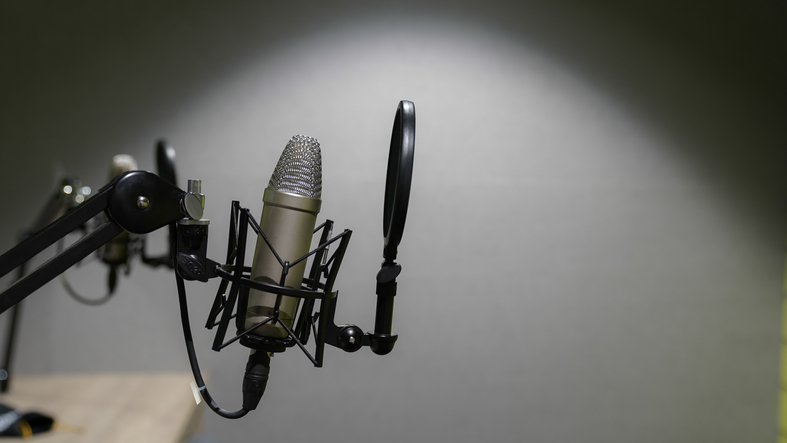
[267,135,322,199]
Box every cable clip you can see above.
[189,380,206,405]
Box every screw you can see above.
[348,336,356,345]
[137,196,150,209]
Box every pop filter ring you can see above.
[383,100,415,261]
[156,139,178,186]
[141,139,179,269]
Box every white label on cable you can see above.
[189,380,202,405]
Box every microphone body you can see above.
[246,188,321,338]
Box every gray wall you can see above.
[1,1,785,442]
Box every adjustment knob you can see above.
[337,325,364,352]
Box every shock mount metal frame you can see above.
[175,197,401,370]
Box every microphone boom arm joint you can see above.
[0,171,203,314]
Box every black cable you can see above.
[60,273,113,306]
[175,272,248,419]
[56,238,114,306]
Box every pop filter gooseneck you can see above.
[383,100,415,262]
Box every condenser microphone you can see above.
[240,135,322,410]
[245,135,322,339]
[101,154,139,292]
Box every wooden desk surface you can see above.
[0,372,202,443]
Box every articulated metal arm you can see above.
[0,171,202,314]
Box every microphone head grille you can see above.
[267,135,322,199]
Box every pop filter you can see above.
[140,139,179,269]
[383,100,415,262]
